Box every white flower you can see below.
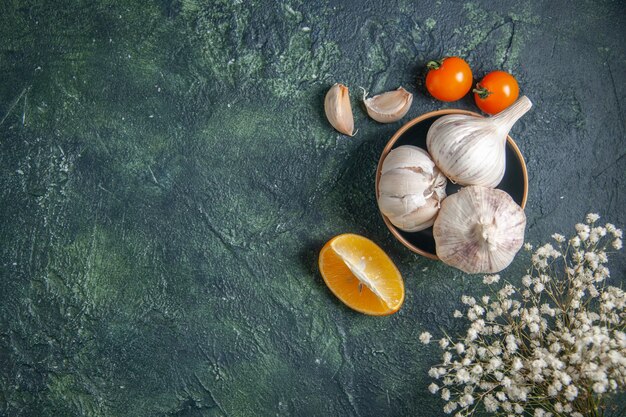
[466,328,478,341]
[483,274,500,285]
[534,282,545,293]
[453,310,463,318]
[534,408,546,417]
[522,275,532,287]
[613,238,623,250]
[428,383,439,394]
[441,388,450,401]
[456,369,470,383]
[524,242,533,251]
[592,381,607,394]
[551,233,565,243]
[455,343,465,354]
[564,385,578,401]
[461,295,476,306]
[586,213,600,223]
[483,394,498,412]
[420,332,432,344]
[459,393,474,407]
[439,338,450,349]
[443,401,457,414]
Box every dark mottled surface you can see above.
[1,0,624,416]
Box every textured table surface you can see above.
[1,1,625,416]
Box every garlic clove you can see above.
[426,96,532,187]
[363,87,413,123]
[378,194,428,219]
[433,186,526,274]
[378,169,432,199]
[377,145,447,232]
[388,198,440,232]
[324,83,355,136]
[380,145,434,176]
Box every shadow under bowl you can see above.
[375,109,529,260]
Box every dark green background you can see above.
[1,0,625,416]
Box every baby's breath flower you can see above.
[586,213,600,223]
[459,393,474,407]
[453,310,463,318]
[441,388,450,401]
[424,215,624,416]
[564,385,578,401]
[419,332,432,344]
[461,295,476,306]
[551,233,565,243]
[456,369,470,383]
[483,274,500,285]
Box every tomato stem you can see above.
[426,60,443,70]
[473,85,492,99]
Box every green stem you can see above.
[427,60,443,70]
[473,84,492,99]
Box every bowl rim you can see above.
[375,108,529,260]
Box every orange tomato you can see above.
[473,71,520,114]
[425,57,473,102]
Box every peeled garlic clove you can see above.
[363,87,413,123]
[433,186,526,274]
[377,145,447,232]
[324,83,355,136]
[426,96,532,187]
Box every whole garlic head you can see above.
[433,186,526,274]
[426,96,532,187]
[377,146,447,232]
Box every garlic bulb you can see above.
[362,87,413,123]
[324,83,355,136]
[426,96,532,187]
[433,186,526,274]
[377,145,447,232]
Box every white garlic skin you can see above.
[324,83,355,136]
[377,145,447,232]
[426,96,532,187]
[363,87,413,123]
[433,186,526,274]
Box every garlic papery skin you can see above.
[363,87,413,123]
[426,96,532,187]
[324,83,355,136]
[377,145,447,232]
[433,186,526,274]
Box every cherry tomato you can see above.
[425,57,473,102]
[473,71,519,114]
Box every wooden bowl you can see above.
[375,109,529,260]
